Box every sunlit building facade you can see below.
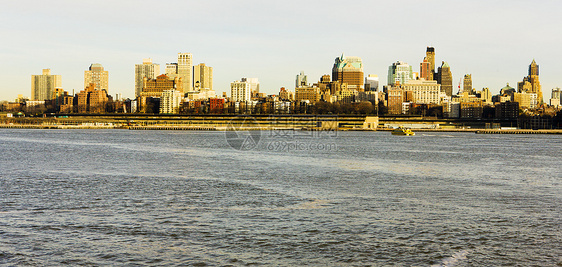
[84,63,109,92]
[388,61,413,86]
[332,54,364,91]
[178,53,193,93]
[31,69,61,101]
[135,58,160,98]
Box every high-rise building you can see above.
[481,87,492,103]
[165,63,178,78]
[550,88,561,107]
[420,58,432,81]
[84,63,109,92]
[193,63,213,91]
[159,89,183,114]
[388,61,413,86]
[426,47,435,77]
[365,75,379,92]
[231,80,251,102]
[463,74,473,94]
[513,92,536,109]
[419,47,436,81]
[518,59,543,105]
[296,71,308,88]
[529,59,539,76]
[332,54,364,90]
[437,61,453,97]
[177,53,193,93]
[241,78,259,97]
[135,58,160,98]
[31,69,62,101]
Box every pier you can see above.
[1,115,561,134]
[475,129,562,134]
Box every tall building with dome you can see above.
[332,54,364,91]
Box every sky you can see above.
[1,0,561,102]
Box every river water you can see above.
[0,129,560,266]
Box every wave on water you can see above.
[431,250,469,267]
[421,134,456,137]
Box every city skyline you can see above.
[1,0,562,102]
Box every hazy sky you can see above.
[1,0,561,101]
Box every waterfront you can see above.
[0,129,560,266]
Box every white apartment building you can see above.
[159,89,183,114]
[231,80,251,102]
[241,77,259,96]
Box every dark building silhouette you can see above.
[437,61,453,96]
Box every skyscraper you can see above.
[165,63,178,78]
[437,61,453,96]
[551,88,561,107]
[177,53,193,93]
[135,58,160,98]
[426,47,436,77]
[193,63,213,91]
[159,89,183,114]
[364,75,379,91]
[529,59,539,76]
[231,80,251,102]
[296,71,308,88]
[481,87,492,103]
[420,58,432,81]
[388,61,413,86]
[518,59,543,105]
[84,63,109,92]
[463,74,472,94]
[332,54,364,90]
[31,69,61,101]
[241,78,259,97]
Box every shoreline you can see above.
[2,124,561,134]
